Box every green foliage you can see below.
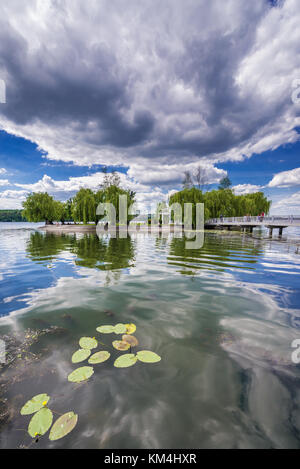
[20,394,50,415]
[72,188,96,225]
[49,412,78,441]
[88,351,111,364]
[96,323,127,334]
[68,366,94,383]
[114,353,138,368]
[72,349,91,363]
[169,187,205,228]
[0,209,25,222]
[170,187,271,221]
[95,184,136,224]
[20,394,78,442]
[114,323,127,334]
[96,325,116,334]
[218,177,232,190]
[28,408,53,438]
[22,192,59,224]
[79,337,98,349]
[136,350,161,363]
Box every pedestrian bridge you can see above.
[205,215,300,237]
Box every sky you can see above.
[0,0,300,214]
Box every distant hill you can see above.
[0,210,27,222]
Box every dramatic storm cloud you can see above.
[0,0,300,210]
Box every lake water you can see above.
[0,222,300,449]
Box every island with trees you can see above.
[20,170,271,232]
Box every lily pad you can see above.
[72,349,91,364]
[88,351,110,364]
[114,323,127,334]
[112,340,130,351]
[114,354,138,368]
[125,323,136,334]
[21,394,50,415]
[122,335,139,347]
[137,350,161,363]
[49,412,78,441]
[68,366,94,383]
[28,408,53,438]
[96,325,115,334]
[79,337,98,350]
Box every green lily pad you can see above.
[112,340,130,351]
[137,351,161,363]
[79,337,98,350]
[68,366,94,383]
[88,351,110,364]
[28,408,53,438]
[72,349,91,363]
[114,323,127,334]
[114,354,137,368]
[49,412,78,441]
[20,394,50,415]
[122,334,139,347]
[125,323,136,334]
[96,325,115,334]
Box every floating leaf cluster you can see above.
[114,350,161,368]
[19,320,161,446]
[20,394,78,442]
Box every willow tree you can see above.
[204,189,236,219]
[169,187,206,228]
[22,192,58,224]
[95,185,136,225]
[72,188,96,224]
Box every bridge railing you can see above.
[206,215,300,224]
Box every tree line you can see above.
[0,209,26,222]
[22,172,136,225]
[21,169,271,227]
[169,181,271,228]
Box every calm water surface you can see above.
[0,222,300,448]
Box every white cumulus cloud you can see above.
[268,167,300,188]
